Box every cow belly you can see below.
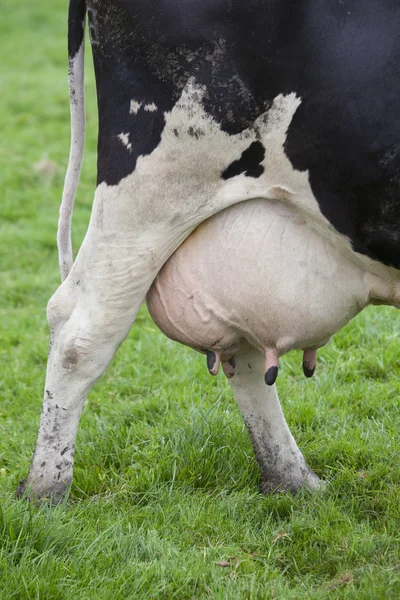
[146,199,370,361]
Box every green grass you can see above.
[1,2,400,598]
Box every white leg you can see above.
[18,211,199,498]
[229,348,324,493]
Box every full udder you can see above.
[146,199,370,382]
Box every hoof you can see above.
[16,478,70,504]
[260,469,325,495]
[302,469,326,492]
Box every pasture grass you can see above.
[1,2,400,598]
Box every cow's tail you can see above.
[58,0,86,281]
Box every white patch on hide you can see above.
[117,132,132,151]
[129,100,142,115]
[93,80,317,231]
[144,103,158,112]
[84,77,400,315]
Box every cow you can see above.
[18,0,400,499]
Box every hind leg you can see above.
[18,201,204,498]
[229,348,324,493]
